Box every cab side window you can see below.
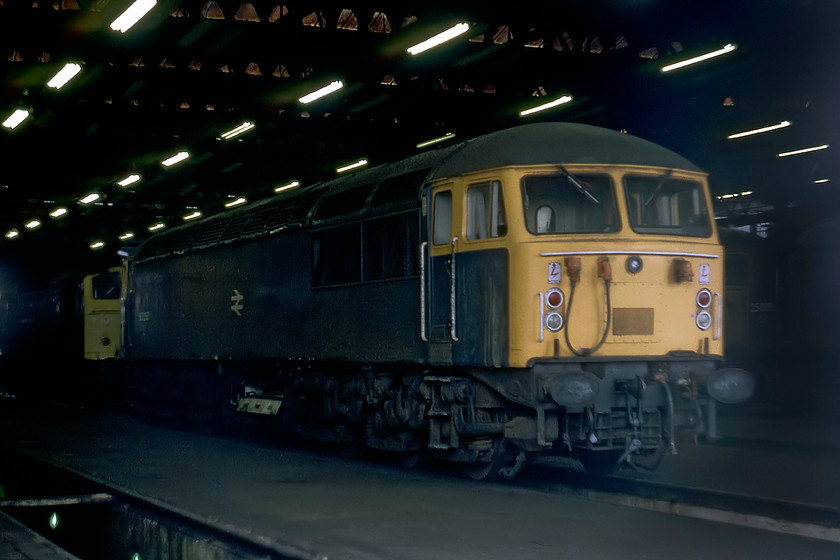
[432,191,452,245]
[466,181,506,240]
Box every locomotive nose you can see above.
[706,367,755,404]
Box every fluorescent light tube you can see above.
[90,241,106,250]
[416,133,455,148]
[274,181,300,194]
[80,193,101,204]
[25,219,41,230]
[661,43,737,72]
[49,207,68,218]
[148,222,165,232]
[110,0,157,32]
[777,144,829,158]
[118,174,141,187]
[407,23,470,55]
[337,159,368,173]
[2,109,29,129]
[5,229,20,239]
[221,121,255,140]
[47,63,82,89]
[727,121,791,139]
[520,95,573,117]
[161,151,190,166]
[225,197,247,208]
[299,81,344,104]
[119,232,135,240]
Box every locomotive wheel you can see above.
[463,438,511,481]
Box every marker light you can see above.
[407,23,470,55]
[696,310,712,330]
[299,81,344,104]
[545,312,564,332]
[47,63,82,89]
[546,288,564,308]
[696,289,712,308]
[661,43,737,73]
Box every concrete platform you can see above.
[1,401,838,560]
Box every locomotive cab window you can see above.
[522,173,618,234]
[92,271,121,300]
[624,174,711,237]
[466,181,507,240]
[432,190,452,245]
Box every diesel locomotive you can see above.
[82,122,754,480]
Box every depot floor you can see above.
[0,398,837,560]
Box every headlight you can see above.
[626,255,643,274]
[696,310,712,330]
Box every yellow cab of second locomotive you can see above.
[437,163,723,368]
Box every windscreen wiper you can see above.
[559,165,599,204]
[643,169,674,207]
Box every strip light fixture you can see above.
[50,207,68,219]
[5,229,20,240]
[275,181,300,194]
[777,144,829,158]
[416,132,455,149]
[90,241,106,250]
[407,23,470,55]
[299,81,344,104]
[225,197,247,208]
[148,222,165,232]
[2,109,29,129]
[118,174,141,187]
[80,193,101,204]
[221,121,255,140]
[728,120,791,139]
[161,151,190,167]
[25,219,41,230]
[337,159,368,173]
[110,0,157,32]
[47,63,82,89]
[183,210,202,221]
[119,232,135,241]
[520,95,573,117]
[661,43,737,73]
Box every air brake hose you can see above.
[564,257,612,357]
